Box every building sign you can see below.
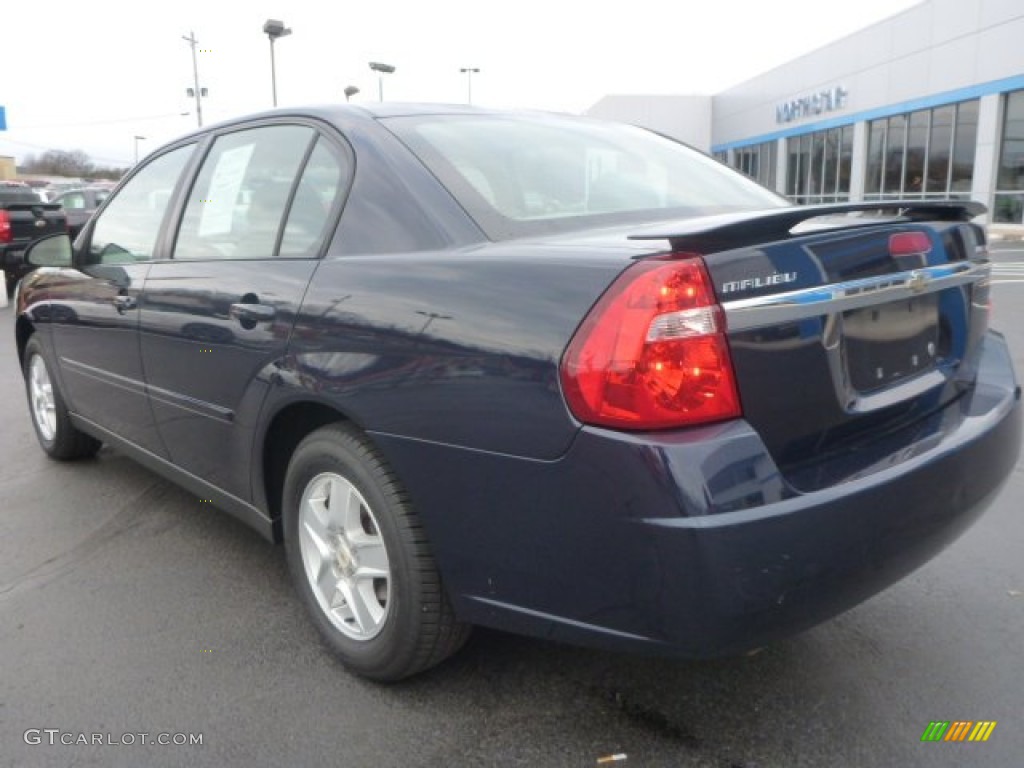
[776,87,848,124]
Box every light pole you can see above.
[181,31,204,127]
[133,136,146,165]
[344,85,360,102]
[263,19,292,107]
[460,67,480,104]
[368,61,395,101]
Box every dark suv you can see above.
[1,182,66,296]
[13,104,1022,680]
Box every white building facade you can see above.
[587,0,1024,233]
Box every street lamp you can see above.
[344,85,360,102]
[181,31,205,127]
[263,19,292,107]
[460,67,480,104]
[133,136,146,165]
[368,61,395,101]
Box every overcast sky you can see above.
[2,0,921,169]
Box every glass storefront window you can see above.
[905,110,930,197]
[822,128,838,197]
[994,90,1024,223]
[951,100,978,196]
[786,126,853,204]
[883,115,906,196]
[926,105,954,195]
[838,126,853,196]
[863,99,978,202]
[729,140,777,190]
[866,119,886,197]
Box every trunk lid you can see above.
[632,202,990,489]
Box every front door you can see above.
[49,144,195,455]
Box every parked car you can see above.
[50,186,111,239]
[13,104,1021,681]
[1,182,67,296]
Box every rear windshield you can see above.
[0,187,41,204]
[384,113,787,240]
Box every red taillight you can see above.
[560,255,741,430]
[0,211,11,244]
[889,231,932,258]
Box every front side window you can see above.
[173,124,316,260]
[88,144,194,264]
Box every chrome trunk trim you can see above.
[722,261,989,332]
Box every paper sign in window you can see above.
[199,143,254,237]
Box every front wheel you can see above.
[23,337,101,460]
[283,423,469,681]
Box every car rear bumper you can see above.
[372,330,1021,657]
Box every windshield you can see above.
[384,113,788,240]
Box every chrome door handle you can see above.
[230,302,276,328]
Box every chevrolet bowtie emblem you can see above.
[907,270,929,294]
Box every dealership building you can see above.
[587,0,1024,235]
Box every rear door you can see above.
[138,122,349,500]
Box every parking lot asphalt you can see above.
[2,250,1022,767]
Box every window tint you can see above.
[89,144,195,264]
[279,138,346,258]
[174,124,315,260]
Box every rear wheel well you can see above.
[263,402,349,542]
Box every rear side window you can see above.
[173,124,316,260]
[88,144,195,264]
[279,137,347,258]
[386,114,787,239]
[0,187,40,204]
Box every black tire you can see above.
[23,336,102,460]
[283,423,469,681]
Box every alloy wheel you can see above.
[298,472,391,641]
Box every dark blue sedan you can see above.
[13,104,1021,680]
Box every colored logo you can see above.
[921,721,996,742]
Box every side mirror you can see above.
[25,233,73,268]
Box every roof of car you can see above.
[168,102,581,146]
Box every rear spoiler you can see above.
[0,202,63,212]
[629,201,986,253]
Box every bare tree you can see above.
[20,149,126,181]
